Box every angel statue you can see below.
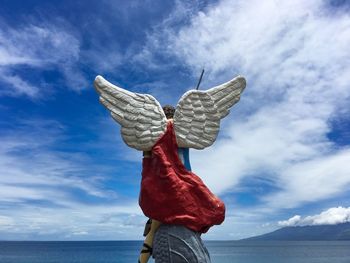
[94,74,246,263]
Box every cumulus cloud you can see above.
[278,207,350,227]
[278,215,302,227]
[138,0,350,212]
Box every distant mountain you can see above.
[244,222,350,241]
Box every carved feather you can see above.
[173,76,246,149]
[94,75,167,151]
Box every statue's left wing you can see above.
[173,75,246,149]
[94,75,167,151]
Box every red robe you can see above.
[139,122,225,233]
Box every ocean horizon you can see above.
[1,240,349,263]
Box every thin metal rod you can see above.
[195,69,205,90]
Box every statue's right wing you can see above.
[94,75,167,151]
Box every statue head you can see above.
[162,105,175,119]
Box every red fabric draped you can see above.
[139,122,225,233]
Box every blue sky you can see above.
[0,0,350,240]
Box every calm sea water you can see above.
[0,240,349,263]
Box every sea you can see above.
[0,240,349,263]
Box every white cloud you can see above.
[0,73,40,97]
[0,118,147,240]
[0,23,79,66]
[278,215,302,227]
[279,207,350,227]
[132,0,208,71]
[0,21,87,97]
[0,119,111,204]
[0,203,144,240]
[263,148,350,208]
[0,216,14,228]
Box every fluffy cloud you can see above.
[140,0,350,212]
[279,207,350,227]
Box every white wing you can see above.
[173,75,246,149]
[94,75,167,151]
